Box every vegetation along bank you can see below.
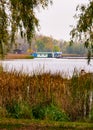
[0,65,93,129]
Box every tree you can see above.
[53,46,60,52]
[0,0,52,58]
[70,0,93,62]
[0,1,9,58]
[36,40,45,52]
[35,35,54,52]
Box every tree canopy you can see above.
[0,0,52,58]
[70,0,93,62]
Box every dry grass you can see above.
[0,71,67,107]
[5,53,32,59]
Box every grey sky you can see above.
[36,0,89,41]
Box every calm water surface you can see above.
[1,58,93,77]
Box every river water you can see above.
[1,58,93,78]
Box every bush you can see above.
[32,104,45,120]
[32,103,70,121]
[45,104,70,121]
[6,100,32,119]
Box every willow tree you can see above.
[70,0,93,119]
[0,1,9,59]
[0,0,52,59]
[70,0,93,63]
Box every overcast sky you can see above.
[36,0,89,41]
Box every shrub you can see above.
[32,104,45,120]
[32,103,70,121]
[45,104,70,121]
[6,100,32,119]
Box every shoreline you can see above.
[4,53,93,60]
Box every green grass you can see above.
[0,118,93,129]
[25,55,34,59]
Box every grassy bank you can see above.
[5,53,34,59]
[0,118,93,129]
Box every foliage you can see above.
[8,34,87,55]
[0,0,52,58]
[36,40,46,52]
[45,104,70,121]
[0,1,9,59]
[68,73,93,120]
[70,0,93,62]
[32,104,46,120]
[53,45,60,52]
[35,35,54,52]
[32,35,86,54]
[32,103,69,121]
[0,66,93,121]
[6,100,32,119]
[64,42,87,55]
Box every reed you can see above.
[0,66,93,121]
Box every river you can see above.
[1,58,93,78]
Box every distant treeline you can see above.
[11,34,87,55]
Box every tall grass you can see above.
[0,65,93,121]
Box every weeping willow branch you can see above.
[70,0,93,63]
[0,0,53,59]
